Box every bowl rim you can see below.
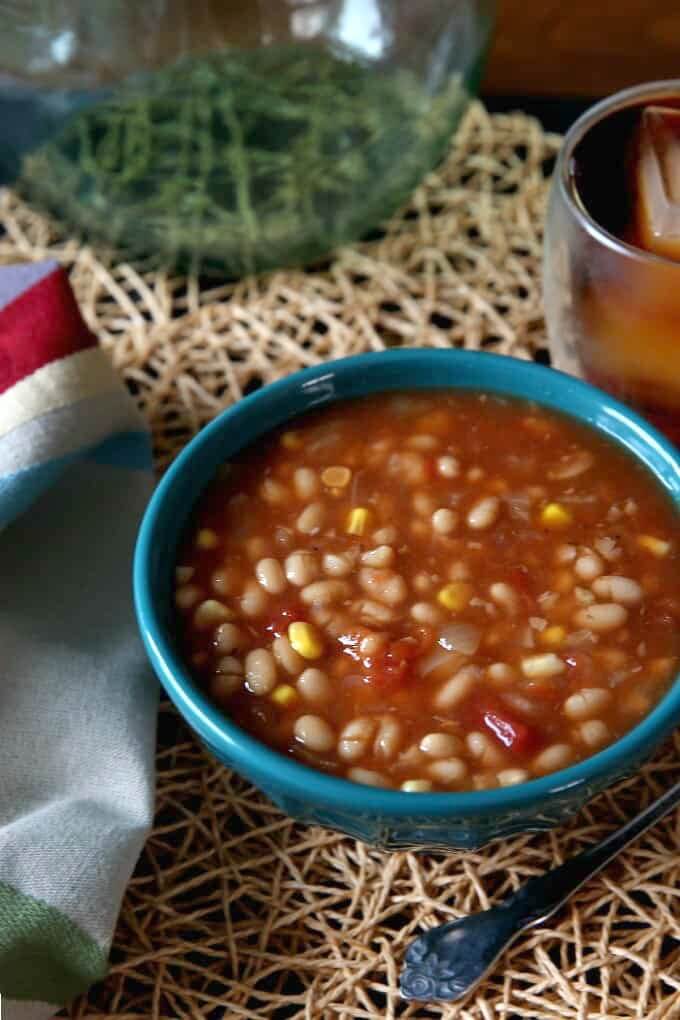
[134,349,680,818]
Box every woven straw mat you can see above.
[1,102,678,1020]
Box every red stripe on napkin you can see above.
[0,268,96,396]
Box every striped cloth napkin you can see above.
[0,261,157,1019]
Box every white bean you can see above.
[294,714,335,752]
[434,665,480,710]
[176,566,194,583]
[245,536,269,562]
[408,434,439,451]
[489,582,519,615]
[373,716,402,759]
[193,599,233,629]
[338,717,375,761]
[591,576,644,606]
[448,561,470,581]
[466,731,504,767]
[555,544,577,565]
[413,491,438,516]
[437,455,460,479]
[272,635,304,675]
[255,557,287,595]
[373,525,397,545]
[414,572,436,593]
[293,467,319,500]
[388,450,427,485]
[301,579,350,606]
[359,632,388,656]
[466,496,500,531]
[297,668,332,703]
[432,508,458,535]
[521,653,566,679]
[419,732,462,758]
[260,478,288,504]
[498,768,529,787]
[322,552,355,577]
[487,662,516,685]
[429,758,467,785]
[216,655,243,677]
[175,584,201,610]
[210,673,242,701]
[296,502,325,535]
[285,550,319,587]
[244,648,277,695]
[410,602,444,625]
[532,743,573,774]
[574,552,604,582]
[358,568,407,606]
[574,603,628,632]
[214,622,242,654]
[563,687,612,721]
[354,599,395,625]
[240,579,268,617]
[401,779,433,792]
[348,767,389,787]
[578,719,610,748]
[361,545,395,568]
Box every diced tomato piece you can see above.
[360,637,421,692]
[483,709,540,755]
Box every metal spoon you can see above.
[400,779,680,1003]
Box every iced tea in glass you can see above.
[544,81,680,446]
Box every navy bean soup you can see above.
[175,392,679,791]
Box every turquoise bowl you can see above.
[134,350,680,850]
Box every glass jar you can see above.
[0,0,495,275]
[544,81,680,446]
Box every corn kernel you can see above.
[346,507,370,535]
[196,528,219,549]
[271,684,298,707]
[281,431,302,450]
[540,503,573,529]
[540,625,566,648]
[288,621,324,659]
[637,534,671,558]
[437,581,473,612]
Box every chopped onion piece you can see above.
[506,493,531,520]
[438,622,482,655]
[548,450,594,480]
[565,629,597,647]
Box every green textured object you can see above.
[18,46,467,274]
[0,881,108,1003]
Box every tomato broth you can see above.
[174,391,679,792]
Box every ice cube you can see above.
[634,105,680,260]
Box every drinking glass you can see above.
[543,80,680,446]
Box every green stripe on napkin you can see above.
[0,882,107,1004]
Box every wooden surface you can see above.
[484,0,680,97]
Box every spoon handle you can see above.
[514,778,680,929]
[401,779,680,1002]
